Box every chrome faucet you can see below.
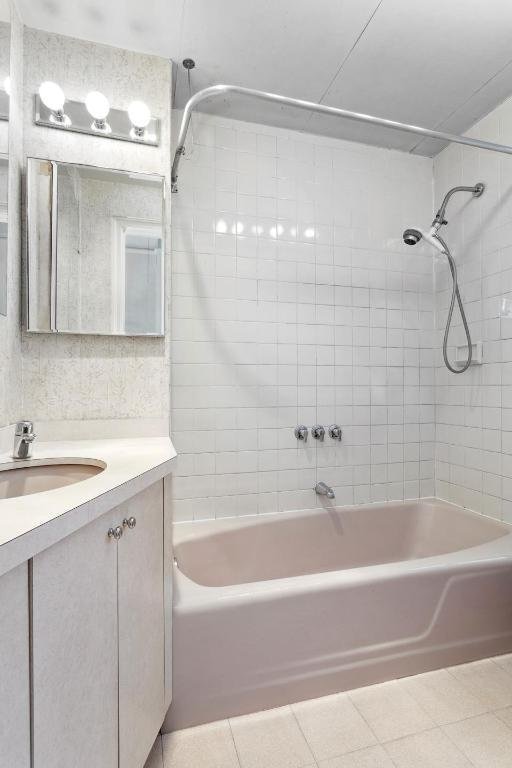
[315,481,335,499]
[13,421,36,460]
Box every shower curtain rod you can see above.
[171,84,512,192]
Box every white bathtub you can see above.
[164,498,512,730]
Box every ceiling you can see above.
[16,0,512,155]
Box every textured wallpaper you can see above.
[0,2,22,428]
[21,28,171,427]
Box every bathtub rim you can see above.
[172,497,512,608]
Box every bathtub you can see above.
[164,498,512,730]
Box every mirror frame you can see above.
[26,157,166,336]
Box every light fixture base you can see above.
[34,95,160,146]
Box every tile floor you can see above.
[145,655,512,768]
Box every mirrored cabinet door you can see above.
[0,0,10,318]
[26,159,165,336]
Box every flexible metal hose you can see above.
[434,233,472,373]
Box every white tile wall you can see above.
[434,95,512,523]
[170,113,435,521]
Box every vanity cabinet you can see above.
[0,564,31,768]
[31,481,166,768]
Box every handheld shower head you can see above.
[402,182,484,375]
[402,227,446,254]
[403,228,423,246]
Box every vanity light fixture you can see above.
[34,86,160,146]
[128,100,152,139]
[39,81,70,126]
[85,90,111,133]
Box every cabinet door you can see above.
[0,564,30,768]
[163,473,173,709]
[32,510,119,768]
[118,482,165,768]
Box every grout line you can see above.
[439,722,480,768]
[227,717,243,768]
[289,705,321,765]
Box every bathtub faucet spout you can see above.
[315,482,335,499]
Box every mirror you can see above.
[26,159,165,336]
[0,0,10,317]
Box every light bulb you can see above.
[128,100,151,136]
[85,90,110,121]
[39,81,65,112]
[3,76,10,96]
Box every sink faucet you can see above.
[13,421,36,460]
[315,481,335,499]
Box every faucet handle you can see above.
[328,424,343,441]
[294,425,308,442]
[311,425,325,441]
[15,421,36,438]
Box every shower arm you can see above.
[432,183,484,226]
[171,84,512,192]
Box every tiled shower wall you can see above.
[434,95,512,522]
[170,113,435,521]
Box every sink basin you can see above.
[0,460,106,499]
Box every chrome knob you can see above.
[108,525,123,540]
[294,425,308,442]
[311,425,325,441]
[328,424,343,441]
[123,516,137,530]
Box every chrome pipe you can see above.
[171,84,512,192]
[433,182,485,225]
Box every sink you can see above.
[0,460,106,499]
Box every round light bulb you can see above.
[128,100,151,129]
[3,76,10,96]
[39,81,65,112]
[85,90,110,121]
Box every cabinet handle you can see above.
[108,525,123,540]
[123,516,137,530]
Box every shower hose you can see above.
[434,233,472,374]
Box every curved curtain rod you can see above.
[171,84,512,192]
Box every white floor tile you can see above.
[443,713,512,768]
[491,652,512,677]
[317,745,394,768]
[448,659,512,710]
[292,692,377,761]
[162,720,239,768]
[401,667,489,724]
[348,680,434,742]
[495,705,512,729]
[384,727,472,767]
[230,706,314,768]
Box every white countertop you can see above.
[0,436,176,577]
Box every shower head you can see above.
[403,228,423,246]
[402,226,447,254]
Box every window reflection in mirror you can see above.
[27,159,165,336]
